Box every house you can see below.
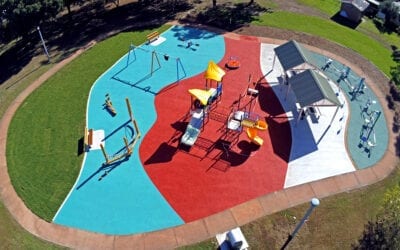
[364,0,380,17]
[340,0,370,23]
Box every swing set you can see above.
[111,44,186,94]
[100,98,141,166]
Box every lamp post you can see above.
[281,198,320,250]
[37,26,50,62]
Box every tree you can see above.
[354,184,400,249]
[379,0,400,27]
[0,0,63,39]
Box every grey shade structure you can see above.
[273,40,318,72]
[289,69,341,108]
[273,40,342,127]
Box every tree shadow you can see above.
[0,0,193,86]
[0,38,38,85]
[197,3,270,31]
[352,218,400,249]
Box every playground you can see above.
[52,25,388,235]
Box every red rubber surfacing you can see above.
[140,36,291,222]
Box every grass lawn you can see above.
[241,168,400,249]
[297,0,341,16]
[0,202,65,249]
[6,25,171,221]
[298,0,400,50]
[253,11,395,77]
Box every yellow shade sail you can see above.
[204,61,226,82]
[188,89,212,105]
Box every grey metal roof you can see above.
[342,0,370,11]
[274,40,318,72]
[289,70,341,107]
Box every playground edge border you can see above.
[0,23,398,249]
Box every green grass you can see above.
[0,58,54,118]
[357,19,400,49]
[298,0,400,49]
[0,202,64,249]
[297,0,341,16]
[6,25,171,221]
[182,167,400,249]
[253,11,395,77]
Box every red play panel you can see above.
[139,36,291,222]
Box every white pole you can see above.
[281,198,320,249]
[37,26,50,62]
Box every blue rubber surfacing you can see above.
[311,53,389,169]
[53,26,225,235]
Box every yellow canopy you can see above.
[204,61,226,82]
[188,89,212,106]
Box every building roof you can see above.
[289,69,341,107]
[273,40,318,72]
[342,0,370,11]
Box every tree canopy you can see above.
[1,0,63,40]
[354,184,400,249]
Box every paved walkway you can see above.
[0,28,398,249]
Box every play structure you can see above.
[359,97,381,156]
[225,76,267,146]
[104,93,117,116]
[180,61,226,147]
[320,58,383,157]
[226,56,240,69]
[226,110,268,146]
[111,44,186,92]
[127,44,186,79]
[321,58,368,101]
[236,74,259,114]
[100,98,141,165]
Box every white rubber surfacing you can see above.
[260,43,356,188]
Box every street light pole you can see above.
[37,26,50,62]
[281,198,320,250]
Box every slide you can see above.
[180,109,203,147]
[181,125,201,146]
[255,120,268,130]
[246,127,264,146]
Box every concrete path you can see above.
[0,29,398,249]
